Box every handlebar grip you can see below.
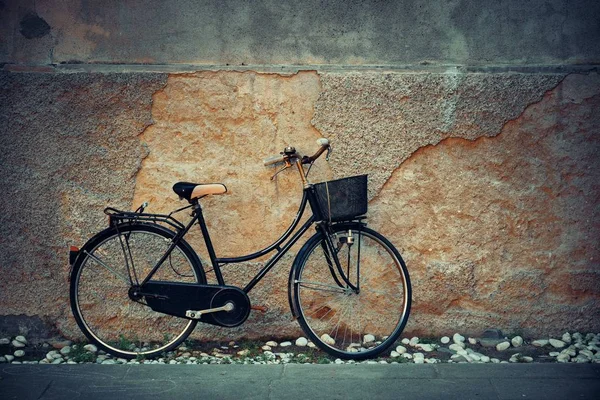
[317,138,330,146]
[263,154,285,166]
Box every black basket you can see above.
[314,175,368,222]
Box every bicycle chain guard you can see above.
[142,281,251,328]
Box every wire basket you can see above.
[314,175,368,222]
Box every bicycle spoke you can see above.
[83,250,130,285]
[297,280,348,294]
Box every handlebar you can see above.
[262,138,330,166]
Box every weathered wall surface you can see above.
[1,69,598,340]
[0,0,599,341]
[1,0,600,66]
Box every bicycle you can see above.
[69,138,411,360]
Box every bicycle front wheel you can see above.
[70,223,205,359]
[291,223,411,360]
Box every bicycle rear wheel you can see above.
[70,223,205,359]
[291,223,411,360]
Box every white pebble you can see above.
[320,334,335,346]
[401,353,412,359]
[549,339,566,348]
[532,339,548,347]
[496,341,511,351]
[480,355,490,363]
[418,344,434,352]
[262,345,271,351]
[511,336,523,347]
[562,332,572,343]
[557,354,570,363]
[15,336,27,345]
[549,352,560,357]
[449,343,465,352]
[279,341,292,347]
[468,337,477,345]
[6,355,15,362]
[307,341,316,348]
[409,337,419,347]
[395,345,407,354]
[401,338,410,345]
[440,336,450,344]
[390,351,400,358]
[363,334,376,344]
[11,340,26,348]
[83,344,98,353]
[453,333,465,344]
[14,350,25,357]
[60,346,71,356]
[295,337,308,347]
[266,341,278,347]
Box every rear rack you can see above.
[104,207,186,231]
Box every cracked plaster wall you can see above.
[1,69,598,340]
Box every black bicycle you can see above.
[69,138,411,360]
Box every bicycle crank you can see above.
[186,302,234,319]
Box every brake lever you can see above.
[271,161,292,181]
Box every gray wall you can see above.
[1,0,599,67]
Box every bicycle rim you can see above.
[71,224,203,358]
[294,226,410,359]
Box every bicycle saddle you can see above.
[172,182,227,201]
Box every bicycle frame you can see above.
[137,180,346,294]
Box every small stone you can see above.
[549,339,566,348]
[334,358,344,364]
[15,336,27,345]
[468,337,477,345]
[532,339,548,347]
[409,337,419,347]
[451,354,468,362]
[296,337,308,347]
[496,342,511,351]
[364,334,376,344]
[511,336,524,347]
[522,356,533,363]
[266,341,278,347]
[401,338,410,345]
[413,358,425,364]
[6,355,15,362]
[60,346,71,356]
[440,336,450,344]
[556,354,570,363]
[395,345,407,354]
[449,343,465,352]
[11,340,26,348]
[320,334,335,346]
[169,360,177,365]
[279,341,292,347]
[562,332,572,344]
[457,349,468,356]
[83,344,98,353]
[579,349,594,359]
[390,351,400,357]
[574,355,590,363]
[453,333,465,344]
[262,345,271,351]
[413,352,425,360]
[0,356,6,363]
[401,353,412,359]
[52,358,64,364]
[491,358,500,363]
[480,355,491,363]
[14,350,25,357]
[509,353,521,363]
[418,344,434,352]
[549,351,560,357]
[307,342,316,348]
[237,349,249,357]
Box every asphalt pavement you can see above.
[1,363,599,399]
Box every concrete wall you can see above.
[0,0,599,342]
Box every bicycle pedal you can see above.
[250,305,268,313]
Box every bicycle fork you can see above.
[319,225,360,294]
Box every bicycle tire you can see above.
[70,222,206,359]
[290,223,411,360]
